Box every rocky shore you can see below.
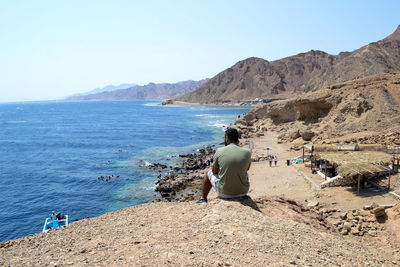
[144,145,216,201]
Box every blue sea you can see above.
[0,100,249,242]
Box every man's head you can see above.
[224,128,239,145]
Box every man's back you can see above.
[213,144,251,195]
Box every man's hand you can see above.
[212,164,219,174]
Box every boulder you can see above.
[343,222,352,232]
[235,118,247,126]
[289,130,301,140]
[372,207,386,218]
[299,130,315,141]
[307,201,319,208]
[368,230,377,237]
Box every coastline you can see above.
[2,125,400,265]
[161,100,259,107]
[2,104,400,265]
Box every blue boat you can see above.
[42,213,69,233]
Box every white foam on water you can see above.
[143,161,152,167]
[142,102,160,107]
[195,114,223,119]
[209,122,226,128]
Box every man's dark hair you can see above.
[225,128,239,142]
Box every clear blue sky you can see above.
[0,0,399,102]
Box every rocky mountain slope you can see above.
[237,72,400,146]
[86,83,138,95]
[67,79,208,101]
[69,83,138,98]
[1,197,399,266]
[176,51,338,103]
[177,25,400,103]
[304,25,400,92]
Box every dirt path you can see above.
[247,133,314,202]
[245,132,400,211]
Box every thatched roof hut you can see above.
[313,144,337,152]
[358,144,384,152]
[315,151,393,177]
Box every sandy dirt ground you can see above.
[246,132,400,212]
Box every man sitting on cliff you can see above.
[196,128,251,204]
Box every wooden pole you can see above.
[388,161,392,191]
[357,174,361,195]
[310,156,313,171]
[302,147,305,162]
[325,160,328,180]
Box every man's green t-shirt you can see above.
[213,143,251,195]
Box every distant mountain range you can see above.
[70,83,138,97]
[67,80,208,101]
[176,25,400,103]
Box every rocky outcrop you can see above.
[152,145,215,201]
[313,206,389,237]
[238,72,400,145]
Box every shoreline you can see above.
[2,123,400,265]
[161,100,259,107]
[151,144,216,202]
[2,116,400,265]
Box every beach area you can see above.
[2,121,400,266]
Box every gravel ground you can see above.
[1,197,399,266]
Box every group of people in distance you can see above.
[97,175,119,182]
[268,155,278,167]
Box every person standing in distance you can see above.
[196,128,251,203]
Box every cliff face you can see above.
[240,72,400,146]
[177,25,400,103]
[67,80,208,101]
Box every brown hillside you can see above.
[239,72,400,146]
[176,51,337,103]
[304,25,400,92]
[177,25,400,104]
